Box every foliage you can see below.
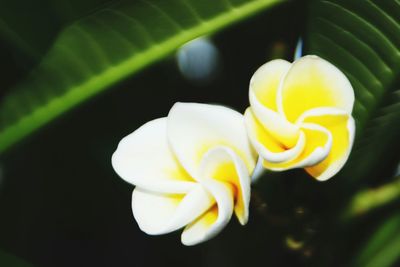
[0,0,284,153]
[306,0,400,185]
[353,213,400,267]
[305,1,400,265]
[1,0,400,266]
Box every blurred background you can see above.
[0,0,399,266]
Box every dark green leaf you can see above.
[0,0,286,153]
[0,249,34,267]
[0,0,113,61]
[305,0,400,184]
[352,213,400,267]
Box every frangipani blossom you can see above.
[245,55,355,181]
[112,103,257,245]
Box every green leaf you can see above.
[352,213,400,267]
[0,249,35,267]
[0,0,285,153]
[343,177,400,220]
[305,0,400,184]
[0,0,113,62]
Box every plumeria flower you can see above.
[112,103,257,245]
[245,55,355,181]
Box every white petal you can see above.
[181,146,251,246]
[112,118,196,194]
[167,102,256,179]
[295,107,349,125]
[299,108,356,181]
[181,179,234,246]
[248,59,300,148]
[262,123,332,171]
[249,59,291,112]
[251,158,265,183]
[277,55,355,123]
[310,117,355,181]
[132,184,214,235]
[244,108,305,163]
[249,89,300,149]
[199,146,251,225]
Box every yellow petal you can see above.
[199,147,251,225]
[300,108,355,181]
[262,123,332,170]
[244,108,305,163]
[249,59,300,148]
[278,55,354,123]
[181,180,235,246]
[250,59,291,111]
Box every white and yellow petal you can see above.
[112,118,196,194]
[167,102,257,178]
[249,59,300,148]
[299,108,355,181]
[132,184,215,235]
[244,108,305,163]
[247,55,355,181]
[250,59,291,112]
[180,145,253,246]
[181,178,235,246]
[262,123,332,171]
[199,146,251,225]
[114,102,259,246]
[278,55,354,123]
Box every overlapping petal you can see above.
[300,108,355,181]
[278,55,354,123]
[112,103,256,245]
[262,123,332,171]
[246,55,355,181]
[132,185,214,235]
[199,146,251,225]
[249,59,300,148]
[244,108,305,163]
[181,179,234,246]
[167,102,257,176]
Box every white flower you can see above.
[245,55,355,181]
[112,103,257,245]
